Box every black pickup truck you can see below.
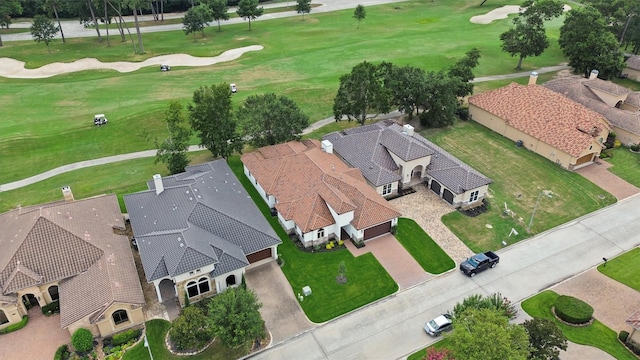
[460,251,499,277]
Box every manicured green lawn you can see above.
[122,319,249,360]
[407,338,451,360]
[521,290,635,360]
[0,0,570,185]
[429,121,616,252]
[226,156,398,323]
[395,218,454,274]
[598,248,640,291]
[605,148,640,188]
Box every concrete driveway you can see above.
[0,309,70,360]
[245,261,314,344]
[576,160,639,200]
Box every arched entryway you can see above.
[21,294,39,310]
[226,275,237,287]
[159,278,176,303]
[48,285,59,302]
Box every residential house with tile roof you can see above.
[624,55,640,82]
[627,309,640,345]
[0,190,145,337]
[468,74,610,170]
[124,160,281,307]
[241,139,401,247]
[322,120,492,208]
[544,70,640,146]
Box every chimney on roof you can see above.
[528,71,538,85]
[321,139,333,154]
[153,174,164,195]
[402,124,414,136]
[589,69,599,80]
[61,186,74,202]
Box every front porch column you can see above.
[154,282,163,303]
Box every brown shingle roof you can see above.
[242,140,400,232]
[0,195,144,328]
[583,78,632,96]
[469,83,608,157]
[626,55,640,71]
[625,93,640,108]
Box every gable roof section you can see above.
[124,160,280,283]
[241,140,401,233]
[627,309,640,330]
[626,55,640,71]
[324,121,491,193]
[583,78,632,97]
[544,76,640,137]
[469,83,608,157]
[0,194,144,328]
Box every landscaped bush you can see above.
[42,300,60,315]
[0,315,28,334]
[619,330,629,342]
[53,344,68,360]
[629,144,640,152]
[111,328,141,346]
[71,328,94,353]
[554,295,593,325]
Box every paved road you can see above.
[248,194,640,359]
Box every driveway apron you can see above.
[0,309,70,360]
[576,161,639,200]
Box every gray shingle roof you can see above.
[124,160,280,283]
[324,121,491,193]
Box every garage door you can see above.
[430,180,441,195]
[442,188,454,204]
[247,248,272,263]
[363,221,392,240]
[575,153,593,165]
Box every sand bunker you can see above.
[470,4,571,24]
[0,45,263,79]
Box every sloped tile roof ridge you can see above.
[0,291,17,304]
[382,123,433,160]
[16,200,67,215]
[627,309,640,330]
[583,78,632,96]
[150,257,169,281]
[210,252,249,277]
[173,246,218,276]
[626,55,640,71]
[305,193,340,231]
[625,92,640,107]
[320,175,357,213]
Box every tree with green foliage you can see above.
[451,293,517,320]
[425,347,455,360]
[296,0,311,20]
[522,318,567,360]
[155,100,191,174]
[446,47,481,98]
[236,0,263,31]
[126,0,146,53]
[333,61,392,125]
[183,4,213,40]
[208,0,229,32]
[418,71,460,128]
[169,306,213,351]
[559,6,625,79]
[208,286,266,348]
[380,63,428,120]
[0,0,23,46]
[448,308,530,360]
[353,4,366,28]
[500,0,564,70]
[583,0,640,45]
[189,83,243,159]
[237,93,309,148]
[71,328,94,353]
[42,0,65,43]
[30,15,59,53]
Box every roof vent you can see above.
[321,139,333,154]
[402,124,414,136]
[153,174,164,195]
[528,71,538,85]
[61,186,74,202]
[589,69,599,80]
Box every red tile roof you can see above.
[242,140,400,232]
[469,83,608,157]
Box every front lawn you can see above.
[605,147,640,188]
[598,248,640,291]
[227,156,398,323]
[521,290,636,360]
[407,338,451,360]
[395,218,455,274]
[429,121,616,252]
[122,319,249,360]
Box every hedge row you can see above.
[0,316,28,334]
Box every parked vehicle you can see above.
[160,64,171,71]
[460,251,499,277]
[423,314,453,336]
[94,114,108,126]
[230,83,237,93]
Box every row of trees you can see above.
[155,83,309,173]
[426,293,568,360]
[333,48,481,128]
[182,0,268,38]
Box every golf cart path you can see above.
[0,45,263,79]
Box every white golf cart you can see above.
[94,114,108,126]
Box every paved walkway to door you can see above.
[576,161,639,200]
[0,309,70,360]
[345,234,432,290]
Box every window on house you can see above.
[186,281,199,297]
[469,190,479,202]
[0,310,8,325]
[112,309,129,325]
[317,228,324,239]
[382,184,392,196]
[226,275,236,287]
[48,285,59,301]
[197,277,210,294]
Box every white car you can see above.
[423,314,453,337]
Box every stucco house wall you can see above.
[0,303,24,331]
[95,303,145,337]
[625,68,640,82]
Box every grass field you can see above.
[428,121,616,252]
[0,0,569,187]
[598,248,640,291]
[605,148,640,188]
[522,291,636,360]
[395,218,455,274]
